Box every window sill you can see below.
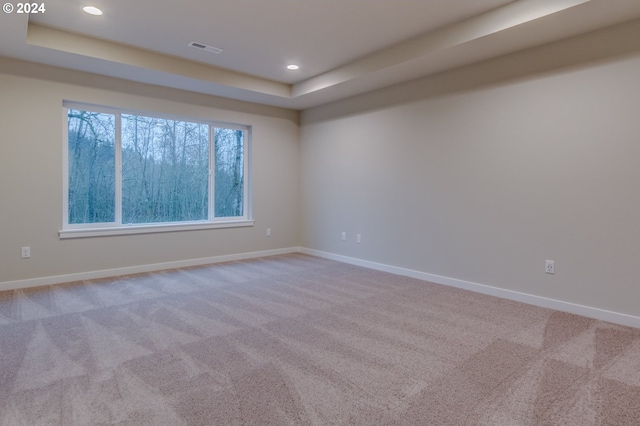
[59,220,254,239]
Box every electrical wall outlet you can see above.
[545,260,555,274]
[21,246,30,259]
[266,228,271,237]
[356,234,361,243]
[341,232,346,241]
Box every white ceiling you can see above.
[1,0,640,109]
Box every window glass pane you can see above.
[68,109,115,224]
[121,115,209,224]
[214,128,244,217]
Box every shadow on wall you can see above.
[0,58,299,123]
[302,19,640,124]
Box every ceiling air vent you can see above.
[188,41,223,54]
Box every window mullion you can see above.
[244,130,250,220]
[62,107,70,227]
[115,113,122,225]
[209,125,214,220]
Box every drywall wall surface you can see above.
[0,58,300,283]
[300,27,640,317]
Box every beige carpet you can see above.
[1,253,640,425]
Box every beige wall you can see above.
[300,23,640,317]
[0,58,300,283]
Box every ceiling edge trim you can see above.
[26,23,292,99]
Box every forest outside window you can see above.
[60,102,252,238]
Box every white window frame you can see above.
[60,101,253,239]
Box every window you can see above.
[61,102,251,238]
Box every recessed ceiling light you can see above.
[287,65,300,70]
[83,6,103,15]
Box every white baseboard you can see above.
[300,248,640,329]
[5,246,640,329]
[0,247,301,292]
